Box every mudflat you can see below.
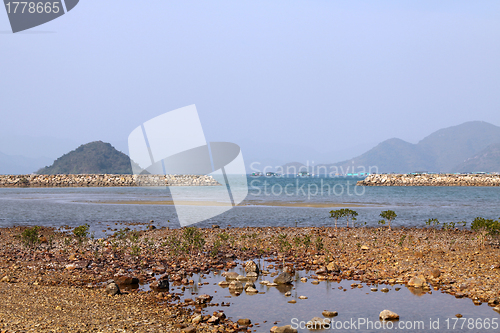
[1,225,499,332]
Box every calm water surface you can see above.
[138,260,500,333]
[0,176,498,233]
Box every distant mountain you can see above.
[0,152,52,175]
[327,138,434,174]
[284,121,500,174]
[417,121,500,172]
[453,143,500,173]
[237,137,372,173]
[36,141,133,175]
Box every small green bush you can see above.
[21,226,40,248]
[329,208,358,228]
[343,209,358,228]
[302,234,312,249]
[329,209,343,229]
[129,231,140,243]
[182,227,205,253]
[210,240,221,258]
[380,210,397,230]
[315,236,324,252]
[277,233,291,252]
[471,217,500,236]
[73,224,90,238]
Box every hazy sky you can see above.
[1,0,500,164]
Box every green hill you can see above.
[36,141,133,174]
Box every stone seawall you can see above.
[0,174,221,187]
[357,174,500,186]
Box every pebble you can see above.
[237,318,251,326]
[307,317,330,328]
[271,325,298,333]
[245,287,258,293]
[322,310,338,317]
[379,310,399,320]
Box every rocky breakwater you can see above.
[357,174,500,186]
[0,174,221,187]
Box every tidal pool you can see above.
[125,259,500,332]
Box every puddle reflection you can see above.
[119,259,500,332]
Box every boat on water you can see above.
[297,171,312,177]
[265,172,284,177]
[251,172,263,177]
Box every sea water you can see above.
[0,176,498,232]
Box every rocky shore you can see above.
[1,225,499,332]
[0,174,221,187]
[357,173,500,186]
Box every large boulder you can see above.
[274,272,293,284]
[105,281,120,296]
[244,260,259,274]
